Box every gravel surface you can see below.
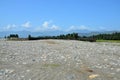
[0,39,120,80]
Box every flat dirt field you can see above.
[0,39,120,80]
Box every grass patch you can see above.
[43,63,60,67]
[96,40,120,43]
[7,38,28,41]
[45,40,57,44]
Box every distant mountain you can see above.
[78,31,120,37]
[0,30,120,38]
[0,30,66,38]
[0,31,31,38]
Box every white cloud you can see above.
[34,21,60,32]
[5,24,17,30]
[79,25,89,30]
[41,21,60,31]
[51,25,60,30]
[22,21,31,28]
[3,21,31,31]
[42,21,49,28]
[67,25,89,31]
[68,26,76,30]
[99,26,106,30]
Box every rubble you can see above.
[0,39,120,80]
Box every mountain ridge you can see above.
[0,30,120,38]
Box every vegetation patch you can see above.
[43,63,60,67]
[96,40,120,43]
[45,41,57,44]
[5,32,120,42]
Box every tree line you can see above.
[5,32,120,42]
[28,33,96,42]
[89,32,120,40]
[6,34,19,39]
[28,33,79,40]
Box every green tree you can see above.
[28,34,31,40]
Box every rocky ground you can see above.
[0,39,120,80]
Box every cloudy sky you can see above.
[0,0,120,32]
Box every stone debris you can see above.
[116,68,120,72]
[0,69,15,75]
[89,74,99,79]
[26,70,30,72]
[0,39,120,80]
[22,62,27,64]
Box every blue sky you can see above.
[0,0,120,32]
